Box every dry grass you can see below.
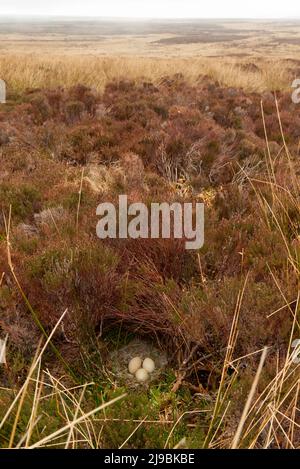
[0,311,126,449]
[0,54,294,95]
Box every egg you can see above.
[128,356,142,374]
[135,368,149,382]
[142,357,155,373]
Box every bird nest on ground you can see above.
[107,338,168,389]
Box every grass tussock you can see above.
[0,54,294,95]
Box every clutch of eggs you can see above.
[128,356,156,382]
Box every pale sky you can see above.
[0,0,299,19]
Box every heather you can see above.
[0,75,299,448]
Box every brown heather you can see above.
[0,69,299,448]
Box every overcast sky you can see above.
[0,0,299,19]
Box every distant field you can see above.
[0,18,300,58]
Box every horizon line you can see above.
[0,15,300,21]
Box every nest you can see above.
[107,338,168,389]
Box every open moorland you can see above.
[0,18,300,449]
[1,17,300,58]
